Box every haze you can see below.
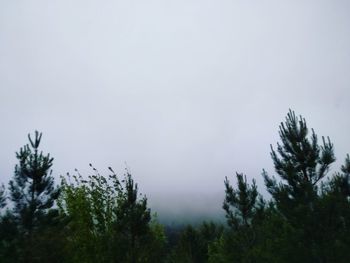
[1,0,350,222]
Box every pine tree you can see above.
[263,110,336,261]
[171,225,204,263]
[219,173,261,261]
[223,173,258,230]
[316,155,350,262]
[114,170,151,263]
[8,131,60,262]
[0,184,6,210]
[336,154,350,196]
[263,110,335,218]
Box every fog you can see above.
[1,0,350,222]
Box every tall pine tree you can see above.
[263,110,336,261]
[263,110,335,218]
[9,131,59,232]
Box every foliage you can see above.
[58,165,164,263]
[210,173,262,262]
[0,111,350,262]
[139,214,167,262]
[263,110,335,218]
[170,222,223,263]
[9,131,60,233]
[210,110,350,263]
[0,184,6,210]
[113,170,151,262]
[258,110,350,262]
[4,131,60,262]
[223,173,258,229]
[313,154,350,262]
[0,210,18,263]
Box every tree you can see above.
[314,155,350,262]
[263,110,335,217]
[8,131,60,262]
[223,173,258,229]
[329,154,350,197]
[0,184,6,210]
[113,170,151,263]
[263,110,336,261]
[58,166,120,263]
[139,214,167,263]
[170,225,204,263]
[211,173,262,262]
[58,165,160,263]
[169,222,223,263]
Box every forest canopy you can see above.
[0,110,349,262]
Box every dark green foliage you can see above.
[171,225,204,263]
[223,173,258,229]
[210,110,350,263]
[23,209,67,263]
[260,110,350,262]
[0,184,6,210]
[210,173,262,262]
[112,170,165,262]
[0,211,19,263]
[263,110,335,218]
[113,171,151,262]
[9,131,60,233]
[313,155,350,262]
[4,131,61,263]
[140,214,167,262]
[1,112,350,262]
[170,222,223,263]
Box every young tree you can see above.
[8,131,60,262]
[113,170,151,263]
[223,173,258,229]
[58,166,160,263]
[9,131,60,232]
[58,165,121,263]
[213,173,262,262]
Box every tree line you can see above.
[0,110,349,262]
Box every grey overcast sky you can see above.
[1,0,350,221]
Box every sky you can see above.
[1,0,350,222]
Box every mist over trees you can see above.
[0,110,349,262]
